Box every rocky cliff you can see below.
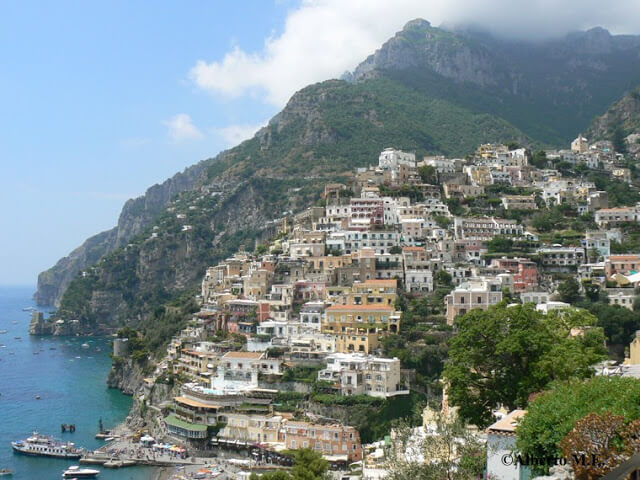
[348,20,640,144]
[587,87,640,140]
[34,160,210,307]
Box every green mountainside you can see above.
[36,19,640,338]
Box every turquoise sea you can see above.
[0,286,154,480]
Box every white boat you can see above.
[62,466,100,478]
[62,466,99,478]
[11,432,84,459]
[81,343,90,349]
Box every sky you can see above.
[2,0,640,286]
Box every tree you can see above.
[386,415,486,480]
[588,303,640,347]
[291,448,329,480]
[559,412,635,480]
[612,126,628,154]
[530,150,548,168]
[487,236,514,253]
[517,377,640,468]
[557,277,581,304]
[433,215,452,229]
[443,304,607,427]
[436,270,453,287]
[418,165,437,184]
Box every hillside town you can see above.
[110,135,640,480]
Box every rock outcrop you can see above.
[34,160,210,307]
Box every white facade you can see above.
[318,353,408,398]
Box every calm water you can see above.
[0,286,154,480]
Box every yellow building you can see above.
[347,279,397,306]
[218,412,283,444]
[629,330,640,365]
[322,305,400,354]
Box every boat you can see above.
[11,432,84,459]
[62,466,100,478]
[0,330,7,334]
[0,469,13,476]
[81,343,90,349]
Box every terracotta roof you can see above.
[610,255,640,261]
[486,410,527,435]
[326,305,394,312]
[221,351,264,359]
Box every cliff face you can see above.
[587,88,640,140]
[348,20,640,144]
[34,161,210,307]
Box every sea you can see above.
[0,286,155,480]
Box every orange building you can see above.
[283,421,362,462]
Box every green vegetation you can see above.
[443,304,607,427]
[517,377,640,465]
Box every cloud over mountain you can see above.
[189,0,640,107]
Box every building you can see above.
[217,413,283,444]
[346,279,397,306]
[322,305,401,354]
[299,302,327,331]
[501,195,537,210]
[443,183,485,199]
[606,255,640,279]
[608,291,636,310]
[584,231,611,257]
[489,257,538,292]
[595,206,640,227]
[537,247,585,271]
[211,352,282,394]
[444,278,503,324]
[404,269,434,293]
[283,421,363,462]
[454,217,523,240]
[165,414,208,440]
[317,353,408,398]
[486,410,529,480]
[571,134,589,153]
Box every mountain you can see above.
[347,19,640,145]
[587,86,640,140]
[34,161,209,306]
[35,19,640,338]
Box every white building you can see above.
[445,277,504,324]
[486,410,529,480]
[211,352,282,394]
[317,353,408,398]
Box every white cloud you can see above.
[189,0,640,107]
[165,113,204,142]
[213,123,265,147]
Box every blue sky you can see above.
[2,0,639,286]
[0,1,290,285]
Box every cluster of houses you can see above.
[135,137,640,474]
